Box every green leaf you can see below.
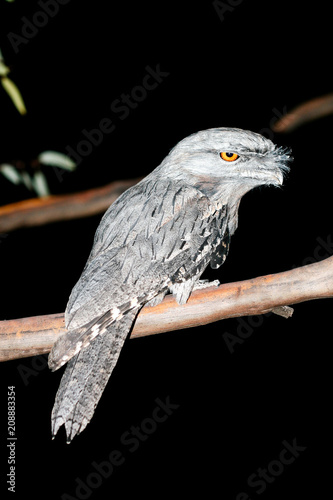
[20,171,33,191]
[32,171,50,197]
[0,163,22,184]
[1,76,27,115]
[38,150,77,170]
[0,60,10,77]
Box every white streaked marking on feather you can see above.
[111,307,121,319]
[91,323,101,333]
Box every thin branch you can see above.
[0,178,142,233]
[2,94,332,232]
[273,92,333,133]
[1,255,332,362]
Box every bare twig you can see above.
[1,255,332,362]
[0,178,142,233]
[273,92,333,133]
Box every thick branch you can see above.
[1,256,333,362]
[273,93,333,133]
[0,178,142,233]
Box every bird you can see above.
[48,127,291,442]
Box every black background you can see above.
[0,1,332,498]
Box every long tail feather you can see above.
[50,308,139,442]
[48,309,122,372]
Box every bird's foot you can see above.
[193,279,220,291]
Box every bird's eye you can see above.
[220,152,239,162]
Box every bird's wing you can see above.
[66,177,228,330]
[49,178,228,372]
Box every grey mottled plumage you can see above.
[48,127,291,441]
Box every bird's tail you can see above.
[50,308,139,443]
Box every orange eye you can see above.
[220,152,239,162]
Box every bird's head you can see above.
[161,127,292,200]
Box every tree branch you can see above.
[0,178,142,233]
[272,92,333,133]
[2,95,332,231]
[1,255,332,362]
